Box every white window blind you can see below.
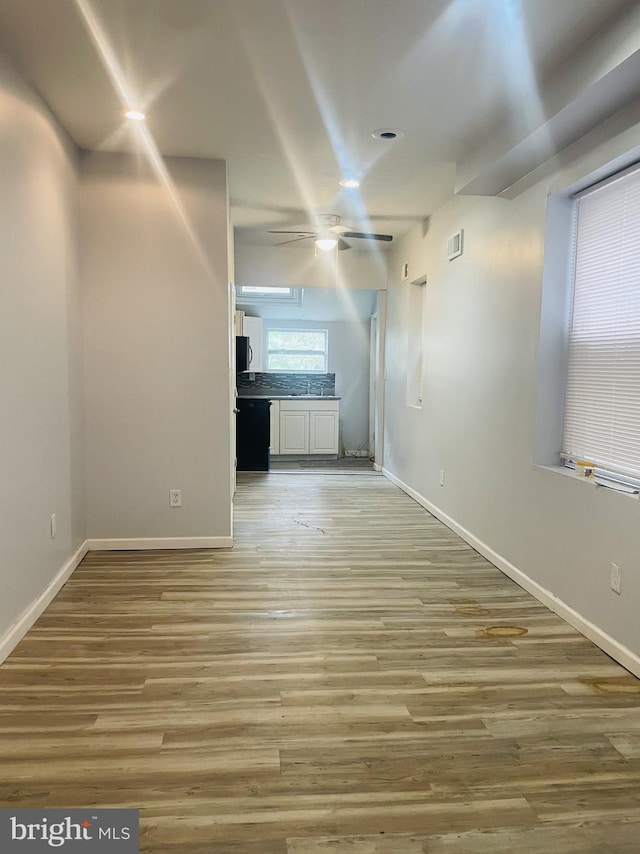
[562,164,640,481]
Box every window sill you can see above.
[535,464,639,499]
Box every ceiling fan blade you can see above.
[340,231,393,242]
[268,230,316,235]
[275,236,314,246]
[337,238,351,251]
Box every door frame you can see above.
[369,290,387,471]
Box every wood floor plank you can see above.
[286,820,640,853]
[1,472,639,852]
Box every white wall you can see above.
[329,320,371,455]
[0,52,84,643]
[80,152,232,544]
[235,243,388,291]
[240,285,377,322]
[383,121,640,666]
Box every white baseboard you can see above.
[383,467,640,679]
[87,536,234,551]
[0,539,89,665]
[0,534,234,665]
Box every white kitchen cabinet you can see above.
[279,410,309,454]
[243,316,263,372]
[309,409,339,454]
[234,309,245,336]
[269,399,280,454]
[278,399,339,455]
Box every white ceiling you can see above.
[0,0,637,245]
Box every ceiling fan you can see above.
[268,214,393,252]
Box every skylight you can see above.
[236,286,302,306]
[241,287,292,295]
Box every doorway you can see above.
[233,286,386,476]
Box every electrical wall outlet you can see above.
[610,563,622,595]
[169,489,182,508]
[439,470,445,487]
[50,513,56,539]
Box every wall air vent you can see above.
[447,229,464,261]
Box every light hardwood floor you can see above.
[1,473,639,852]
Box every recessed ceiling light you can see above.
[372,128,404,140]
[125,109,145,121]
[339,178,360,189]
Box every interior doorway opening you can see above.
[233,286,386,477]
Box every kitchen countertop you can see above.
[237,394,341,400]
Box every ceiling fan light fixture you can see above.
[339,178,360,188]
[315,236,338,252]
[125,109,146,121]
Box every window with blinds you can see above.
[562,164,640,483]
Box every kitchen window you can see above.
[266,329,328,372]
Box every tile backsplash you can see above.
[237,372,335,396]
